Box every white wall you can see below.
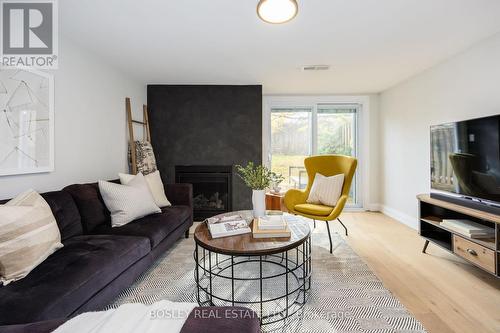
[0,37,146,200]
[379,32,500,229]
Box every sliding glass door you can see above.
[270,107,312,190]
[269,103,360,206]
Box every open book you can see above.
[205,215,251,239]
[208,220,251,239]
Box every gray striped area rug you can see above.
[108,224,427,333]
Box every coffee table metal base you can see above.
[194,237,312,330]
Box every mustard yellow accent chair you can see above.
[284,155,358,253]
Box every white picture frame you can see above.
[0,68,54,176]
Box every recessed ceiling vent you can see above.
[301,65,330,71]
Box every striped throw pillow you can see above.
[306,173,345,207]
[0,190,63,285]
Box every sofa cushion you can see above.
[63,183,111,233]
[161,205,191,222]
[41,191,83,240]
[294,203,334,216]
[92,205,191,248]
[0,235,150,325]
[0,191,82,241]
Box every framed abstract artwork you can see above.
[0,68,54,176]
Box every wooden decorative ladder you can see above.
[125,97,151,175]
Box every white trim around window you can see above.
[262,95,371,211]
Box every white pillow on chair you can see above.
[99,174,161,227]
[306,173,345,207]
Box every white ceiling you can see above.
[61,0,500,94]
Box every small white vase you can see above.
[252,189,266,218]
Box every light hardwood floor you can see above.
[324,212,500,333]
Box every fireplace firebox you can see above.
[175,165,233,221]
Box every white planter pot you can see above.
[252,189,266,218]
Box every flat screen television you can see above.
[430,114,500,209]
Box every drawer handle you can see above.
[466,248,477,256]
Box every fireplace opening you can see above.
[175,165,233,220]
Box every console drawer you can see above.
[453,235,496,274]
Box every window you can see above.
[267,102,360,207]
[270,107,312,190]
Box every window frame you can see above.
[263,95,371,210]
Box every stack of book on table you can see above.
[252,215,291,239]
[207,214,251,239]
[441,219,495,239]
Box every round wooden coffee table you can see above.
[193,210,312,329]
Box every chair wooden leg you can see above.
[337,218,348,236]
[325,221,333,254]
[313,219,316,228]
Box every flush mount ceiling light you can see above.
[257,0,298,24]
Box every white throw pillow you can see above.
[0,190,63,285]
[99,174,161,227]
[119,171,171,208]
[306,173,345,207]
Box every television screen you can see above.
[431,114,500,204]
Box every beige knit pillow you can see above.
[306,173,345,207]
[0,190,63,285]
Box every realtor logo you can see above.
[1,0,58,68]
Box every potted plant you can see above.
[235,162,273,217]
[270,172,285,194]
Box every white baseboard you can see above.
[366,203,381,211]
[380,205,419,230]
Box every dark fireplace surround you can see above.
[175,165,233,220]
[148,85,262,217]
